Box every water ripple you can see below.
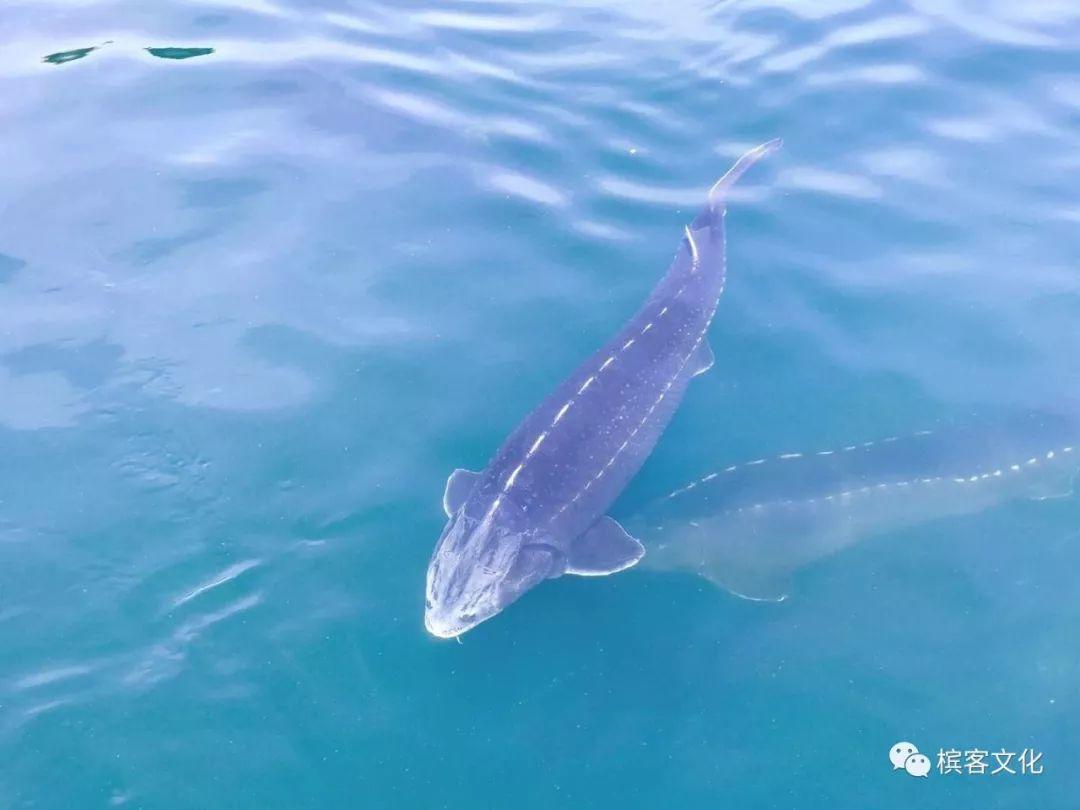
[126,593,263,688]
[171,559,262,609]
[412,9,562,34]
[486,170,568,208]
[782,165,884,200]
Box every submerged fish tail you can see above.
[708,138,782,212]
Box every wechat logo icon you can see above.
[890,742,930,777]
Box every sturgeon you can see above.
[424,140,781,637]
[626,415,1080,602]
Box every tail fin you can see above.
[708,138,782,211]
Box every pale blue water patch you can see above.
[1,0,1079,807]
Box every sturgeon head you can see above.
[424,485,560,638]
[424,469,647,638]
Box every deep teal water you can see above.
[2,1,1080,807]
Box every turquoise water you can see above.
[3,1,1080,806]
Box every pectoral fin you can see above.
[691,341,715,378]
[1023,468,1078,501]
[443,468,481,516]
[566,516,646,576]
[703,562,791,603]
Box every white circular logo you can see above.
[890,741,918,770]
[905,753,931,778]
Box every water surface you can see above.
[2,0,1079,806]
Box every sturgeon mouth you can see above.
[424,611,479,639]
[423,616,457,639]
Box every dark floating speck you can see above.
[43,46,96,65]
[146,47,214,60]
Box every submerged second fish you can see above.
[424,140,781,638]
[628,415,1080,602]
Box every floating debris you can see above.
[146,47,214,60]
[42,47,97,65]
